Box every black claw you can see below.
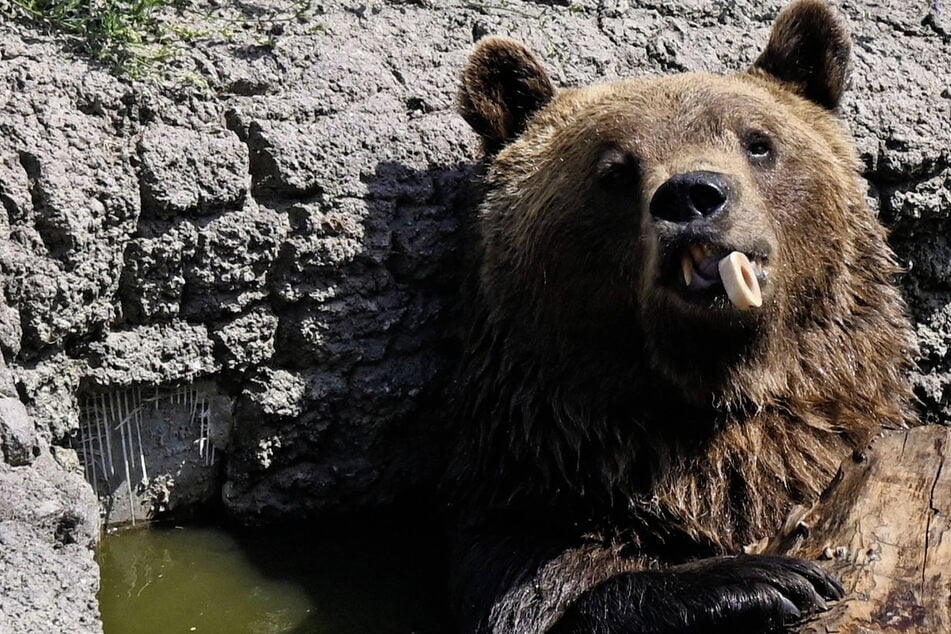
[819,572,845,600]
[778,596,802,621]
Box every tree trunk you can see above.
[768,426,951,633]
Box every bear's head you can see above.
[458,0,912,411]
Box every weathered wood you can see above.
[768,426,951,633]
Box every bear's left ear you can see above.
[751,0,851,110]
[458,36,556,154]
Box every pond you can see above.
[98,517,450,634]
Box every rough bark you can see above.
[769,426,951,633]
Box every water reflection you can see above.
[98,517,449,634]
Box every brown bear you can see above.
[445,1,917,632]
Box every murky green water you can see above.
[98,519,449,634]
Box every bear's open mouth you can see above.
[677,243,769,310]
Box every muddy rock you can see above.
[139,123,249,218]
[0,395,39,466]
[0,358,100,632]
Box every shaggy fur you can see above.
[447,1,916,633]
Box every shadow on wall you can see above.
[74,155,481,526]
[223,157,479,520]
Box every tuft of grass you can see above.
[10,0,179,74]
[9,0,329,81]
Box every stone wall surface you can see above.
[0,0,948,631]
[0,358,101,633]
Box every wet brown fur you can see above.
[448,1,917,631]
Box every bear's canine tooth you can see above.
[719,251,763,310]
[681,253,693,287]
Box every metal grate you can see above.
[76,383,225,526]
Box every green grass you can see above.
[8,0,326,79]
[10,0,179,74]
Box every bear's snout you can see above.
[649,170,732,224]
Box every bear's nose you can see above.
[649,171,731,223]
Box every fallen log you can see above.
[766,425,951,633]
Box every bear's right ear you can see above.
[458,37,555,154]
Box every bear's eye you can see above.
[744,131,775,163]
[596,147,640,192]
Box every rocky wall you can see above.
[0,358,100,632]
[0,0,948,630]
